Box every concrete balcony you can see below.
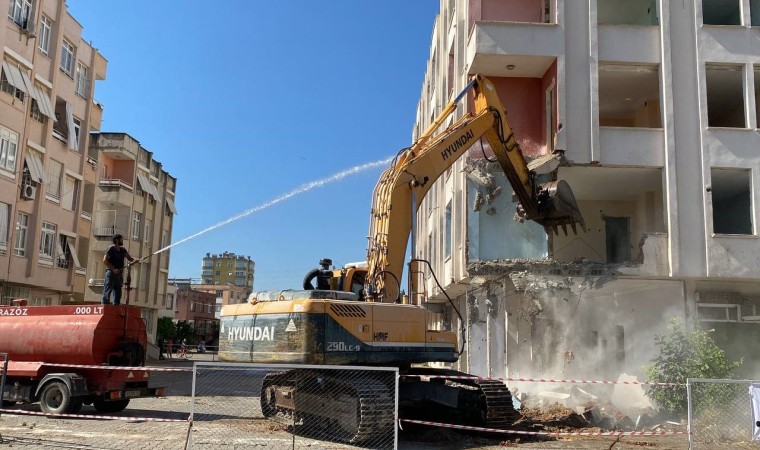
[598,25,661,64]
[89,99,103,130]
[98,178,134,207]
[599,127,665,167]
[92,209,130,238]
[466,21,561,77]
[91,133,137,161]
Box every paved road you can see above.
[0,359,698,449]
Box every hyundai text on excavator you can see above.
[218,75,585,443]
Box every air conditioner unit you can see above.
[21,183,36,200]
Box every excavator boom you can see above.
[366,75,584,303]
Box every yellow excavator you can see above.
[219,75,585,443]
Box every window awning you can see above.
[28,83,55,119]
[56,240,66,262]
[137,173,160,200]
[1,60,29,94]
[64,102,78,151]
[24,152,46,183]
[67,238,82,269]
[166,196,177,214]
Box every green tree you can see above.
[156,317,176,340]
[174,321,196,344]
[644,317,742,416]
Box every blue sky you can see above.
[66,1,439,290]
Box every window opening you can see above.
[711,168,752,235]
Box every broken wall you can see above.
[460,262,687,384]
[466,164,547,261]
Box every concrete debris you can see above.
[473,190,485,212]
[486,185,503,204]
[517,382,663,433]
[464,163,495,188]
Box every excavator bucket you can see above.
[534,180,586,235]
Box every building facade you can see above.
[190,282,248,319]
[0,0,106,305]
[171,281,216,340]
[84,132,176,337]
[201,252,255,294]
[416,0,760,381]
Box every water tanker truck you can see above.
[0,304,164,414]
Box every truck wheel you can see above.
[93,398,130,414]
[39,381,83,415]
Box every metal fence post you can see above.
[687,378,693,450]
[0,353,7,419]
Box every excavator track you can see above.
[399,368,518,430]
[472,378,519,428]
[260,370,395,445]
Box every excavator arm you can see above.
[366,75,584,303]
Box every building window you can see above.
[444,200,452,259]
[161,230,169,248]
[60,39,75,76]
[45,159,63,200]
[7,0,31,26]
[75,63,88,97]
[702,0,741,25]
[30,296,52,306]
[39,221,56,263]
[13,212,28,256]
[0,202,9,254]
[1,285,29,305]
[698,303,740,322]
[38,15,52,54]
[207,303,212,313]
[711,168,752,235]
[141,308,154,334]
[215,290,223,298]
[56,234,70,268]
[62,175,79,211]
[190,301,196,312]
[0,126,19,173]
[72,117,81,148]
[0,64,25,102]
[132,212,142,240]
[215,262,221,267]
[30,97,43,123]
[144,219,152,245]
[165,293,174,309]
[706,65,745,128]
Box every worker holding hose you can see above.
[101,234,139,305]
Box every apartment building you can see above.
[201,252,255,294]
[191,282,247,319]
[416,0,760,381]
[0,0,106,305]
[84,132,177,336]
[169,280,216,339]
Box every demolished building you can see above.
[413,0,760,383]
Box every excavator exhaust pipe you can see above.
[533,180,586,236]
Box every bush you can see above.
[644,317,742,416]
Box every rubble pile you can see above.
[511,383,686,434]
